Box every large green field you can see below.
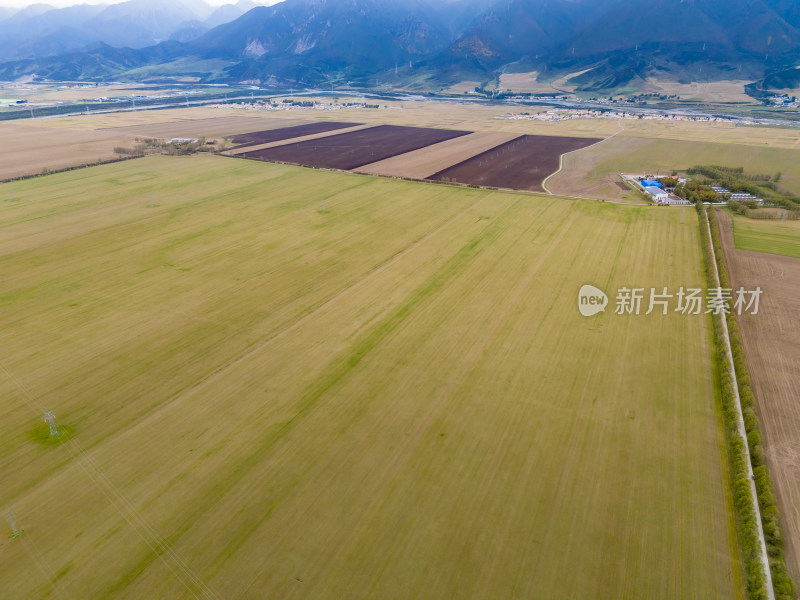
[730,213,800,258]
[1,155,741,599]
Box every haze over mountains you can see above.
[1,0,799,93]
[0,0,264,58]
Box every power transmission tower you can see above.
[7,512,22,538]
[43,411,59,437]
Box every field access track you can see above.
[228,121,362,149]
[427,134,602,192]
[0,155,741,599]
[238,124,471,171]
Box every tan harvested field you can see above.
[101,115,309,139]
[0,155,742,599]
[354,131,520,179]
[0,121,139,180]
[441,80,484,94]
[546,136,652,201]
[492,74,756,103]
[0,115,306,180]
[718,210,800,583]
[224,124,373,155]
[0,83,163,104]
[645,79,757,104]
[497,72,565,95]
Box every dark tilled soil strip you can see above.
[230,122,363,149]
[427,135,602,192]
[239,125,472,171]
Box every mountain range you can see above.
[1,0,799,94]
[0,0,265,59]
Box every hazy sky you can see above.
[2,0,277,8]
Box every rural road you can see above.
[705,212,776,600]
[541,119,625,196]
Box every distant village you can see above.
[501,109,750,124]
[766,93,799,108]
[212,99,384,112]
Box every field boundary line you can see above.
[222,154,635,204]
[541,119,625,195]
[704,212,776,600]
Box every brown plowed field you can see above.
[238,125,471,171]
[718,209,800,582]
[229,121,362,149]
[427,135,602,191]
[354,132,521,179]
[224,124,373,156]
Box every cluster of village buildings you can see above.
[622,176,765,206]
[501,109,747,124]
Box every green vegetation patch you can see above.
[28,423,76,447]
[731,216,800,259]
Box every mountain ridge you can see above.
[1,0,799,93]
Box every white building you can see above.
[645,186,669,202]
[730,193,764,203]
[663,197,691,206]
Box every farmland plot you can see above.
[0,155,741,600]
[238,124,471,170]
[427,135,601,191]
[228,122,362,149]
